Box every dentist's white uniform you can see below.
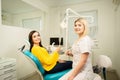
[59,36,100,80]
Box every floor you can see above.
[22,72,41,80]
[22,70,120,80]
[99,70,120,80]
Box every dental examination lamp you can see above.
[60,8,94,50]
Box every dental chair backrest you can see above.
[19,44,45,75]
[23,50,45,75]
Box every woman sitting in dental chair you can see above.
[28,30,72,74]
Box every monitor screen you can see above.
[50,37,63,45]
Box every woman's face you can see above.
[74,21,85,35]
[32,32,41,45]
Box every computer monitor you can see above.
[50,37,63,45]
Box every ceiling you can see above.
[40,0,99,7]
[2,0,99,14]
[2,0,39,14]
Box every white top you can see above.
[72,35,93,72]
[59,35,95,80]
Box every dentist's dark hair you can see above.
[28,30,43,51]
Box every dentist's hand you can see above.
[67,76,74,80]
[65,49,73,56]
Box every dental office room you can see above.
[0,0,120,80]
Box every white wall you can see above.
[114,5,120,78]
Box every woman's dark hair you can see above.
[28,30,43,51]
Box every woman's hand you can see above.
[58,59,66,63]
[55,46,61,52]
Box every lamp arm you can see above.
[66,8,80,17]
[61,8,94,51]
